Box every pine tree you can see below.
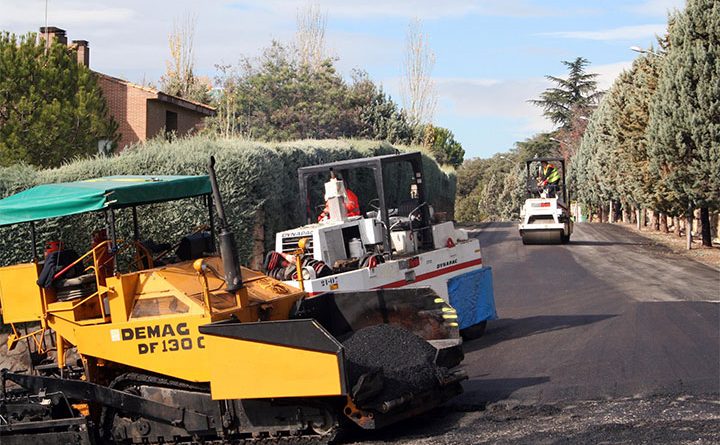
[350,70,413,144]
[208,42,416,145]
[0,32,118,168]
[647,0,720,248]
[530,57,603,129]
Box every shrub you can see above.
[0,137,455,267]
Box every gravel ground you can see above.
[343,394,720,444]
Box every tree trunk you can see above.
[250,209,266,270]
[674,216,681,236]
[686,210,693,250]
[652,211,660,231]
[659,212,668,233]
[622,205,630,223]
[636,208,641,230]
[700,207,712,247]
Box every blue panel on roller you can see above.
[447,267,497,330]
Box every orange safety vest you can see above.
[318,189,360,221]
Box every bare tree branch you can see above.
[161,12,209,103]
[296,1,327,70]
[401,19,437,127]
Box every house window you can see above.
[165,110,178,140]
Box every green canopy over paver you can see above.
[0,175,211,226]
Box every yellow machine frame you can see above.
[0,238,349,399]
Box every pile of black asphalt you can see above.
[342,324,441,403]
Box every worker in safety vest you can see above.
[318,184,360,221]
[539,160,561,198]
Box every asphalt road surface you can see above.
[348,222,719,444]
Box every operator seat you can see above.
[37,248,97,301]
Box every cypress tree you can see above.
[573,93,614,219]
[611,54,663,227]
[647,0,720,248]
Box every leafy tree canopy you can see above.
[454,133,557,222]
[208,40,469,168]
[209,41,414,144]
[422,124,465,168]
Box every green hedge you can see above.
[0,137,456,267]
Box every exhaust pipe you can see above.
[207,156,243,293]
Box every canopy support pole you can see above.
[207,194,215,253]
[132,206,139,241]
[106,209,118,275]
[30,222,37,262]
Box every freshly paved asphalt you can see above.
[348,222,719,444]
[456,222,719,405]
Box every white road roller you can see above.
[518,157,573,244]
[267,152,497,337]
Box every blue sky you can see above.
[0,0,683,158]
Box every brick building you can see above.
[96,74,215,150]
[40,27,215,151]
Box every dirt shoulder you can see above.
[613,222,720,270]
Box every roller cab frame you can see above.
[274,152,497,336]
[518,157,573,245]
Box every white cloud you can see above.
[437,78,501,88]
[0,0,296,81]
[542,24,666,41]
[1,1,134,26]
[328,31,400,75]
[227,0,556,20]
[435,59,634,136]
[592,61,634,90]
[627,0,685,17]
[436,76,553,134]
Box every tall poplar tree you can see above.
[647,0,720,248]
[160,14,211,104]
[0,32,118,168]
